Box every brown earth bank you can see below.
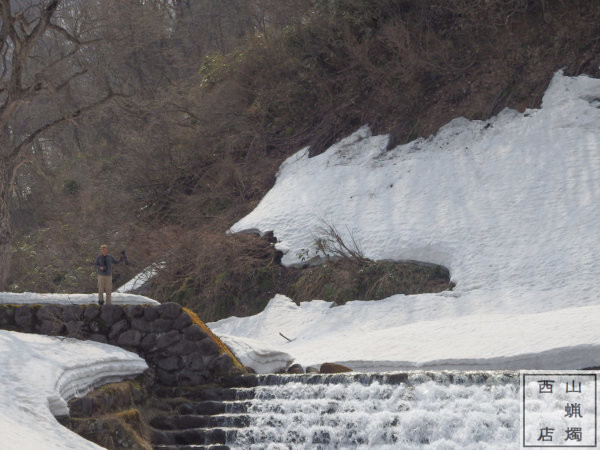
[8,0,600,322]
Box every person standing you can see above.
[94,244,123,305]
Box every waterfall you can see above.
[223,371,520,449]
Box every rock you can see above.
[197,337,219,355]
[37,304,63,322]
[0,307,14,326]
[69,397,97,418]
[83,305,100,320]
[89,334,108,344]
[154,330,182,351]
[144,306,160,321]
[65,320,85,338]
[87,319,100,334]
[152,318,174,332]
[157,356,182,372]
[117,329,142,348]
[156,369,178,386]
[185,352,208,371]
[14,306,33,329]
[183,324,207,341]
[123,304,145,320]
[306,366,320,374]
[108,319,129,342]
[157,302,182,320]
[139,333,157,353]
[177,368,209,386]
[100,304,124,326]
[170,339,197,356]
[173,312,193,330]
[62,305,84,322]
[37,319,65,336]
[209,353,234,374]
[130,317,152,333]
[320,362,353,373]
[287,363,304,374]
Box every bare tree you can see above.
[0,0,169,288]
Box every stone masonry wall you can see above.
[0,302,244,386]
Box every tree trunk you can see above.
[0,158,14,290]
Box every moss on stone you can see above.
[182,307,246,373]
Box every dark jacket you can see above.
[95,254,121,276]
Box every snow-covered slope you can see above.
[0,330,147,450]
[211,71,600,372]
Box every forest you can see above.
[2,0,599,321]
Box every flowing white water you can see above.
[225,371,520,449]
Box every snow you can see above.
[0,330,147,450]
[116,263,164,293]
[0,290,155,448]
[212,71,600,373]
[218,333,295,373]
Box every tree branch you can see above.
[8,90,126,161]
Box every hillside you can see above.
[211,70,600,372]
[8,0,600,321]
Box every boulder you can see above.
[173,312,193,330]
[83,305,101,321]
[319,362,353,373]
[156,302,182,320]
[62,305,84,322]
[117,329,142,348]
[185,352,208,371]
[177,368,209,386]
[89,334,108,344]
[196,337,219,355]
[152,318,174,332]
[154,330,182,351]
[155,369,178,386]
[123,304,145,320]
[14,306,33,329]
[130,317,152,333]
[144,306,160,321]
[287,363,304,374]
[86,319,101,334]
[170,339,197,356]
[37,319,65,336]
[157,356,182,372]
[100,304,124,326]
[0,307,14,327]
[208,353,234,374]
[183,324,207,341]
[108,319,129,342]
[139,333,157,353]
[37,304,63,322]
[65,320,85,338]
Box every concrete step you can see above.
[152,428,233,446]
[150,414,250,430]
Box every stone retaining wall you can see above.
[0,302,244,386]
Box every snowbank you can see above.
[218,333,294,373]
[0,330,147,450]
[213,71,600,371]
[116,263,164,293]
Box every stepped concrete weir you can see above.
[149,371,520,449]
